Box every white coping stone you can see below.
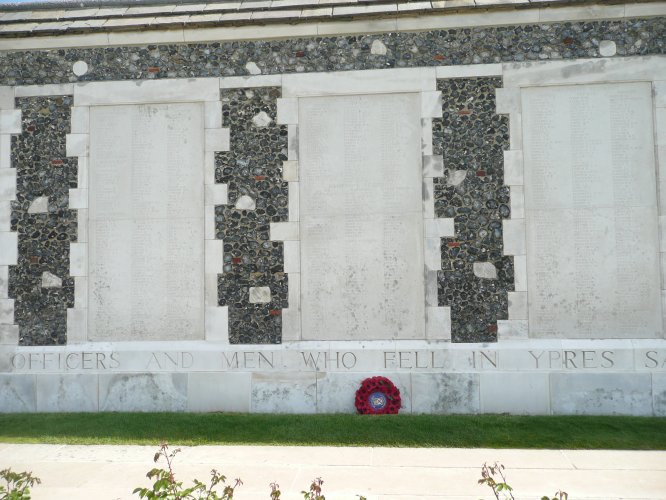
[188,372,251,412]
[70,106,90,134]
[370,39,387,56]
[283,240,300,274]
[523,82,661,339]
[205,183,228,206]
[411,373,480,414]
[473,262,497,280]
[435,63,503,79]
[513,254,527,292]
[510,185,525,219]
[72,60,89,77]
[282,67,436,98]
[426,307,452,340]
[654,373,666,416]
[288,181,299,221]
[0,232,17,265]
[299,93,425,341]
[219,74,283,89]
[88,103,204,341]
[0,266,7,298]
[421,91,442,118]
[0,375,35,412]
[0,170,16,201]
[251,372,318,413]
[251,110,272,128]
[35,374,98,412]
[539,3,625,23]
[69,242,87,277]
[204,101,222,129]
[0,87,13,109]
[497,319,528,340]
[421,117,433,155]
[599,40,617,57]
[551,373,653,416]
[425,218,455,238]
[65,133,88,157]
[77,209,88,243]
[205,306,229,343]
[245,61,261,75]
[74,78,220,106]
[41,271,62,288]
[249,286,271,304]
[288,124,298,160]
[503,149,523,186]
[282,160,299,181]
[625,1,666,17]
[234,194,255,210]
[276,98,299,124]
[26,195,47,214]
[270,221,299,241]
[316,372,412,413]
[66,307,87,343]
[14,83,74,98]
[0,135,11,169]
[99,373,187,412]
[205,239,223,274]
[502,56,666,89]
[502,219,525,256]
[447,170,467,187]
[423,178,434,219]
[68,188,87,209]
[0,110,21,134]
[654,81,666,109]
[495,87,521,115]
[422,155,444,178]
[480,372,550,414]
[0,201,8,231]
[508,291,527,320]
[0,298,13,325]
[204,128,230,152]
[74,276,87,308]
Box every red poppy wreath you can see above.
[355,376,401,414]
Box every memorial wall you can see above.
[0,0,665,414]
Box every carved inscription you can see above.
[88,103,205,341]
[298,93,425,340]
[522,83,662,338]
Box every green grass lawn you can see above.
[0,413,664,449]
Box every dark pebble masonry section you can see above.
[2,17,664,345]
[217,87,289,344]
[10,97,77,346]
[433,77,512,343]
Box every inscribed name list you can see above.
[522,82,662,338]
[88,103,204,341]
[298,93,425,340]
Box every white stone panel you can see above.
[205,127,230,152]
[66,307,87,343]
[74,78,220,106]
[0,169,16,201]
[425,218,455,238]
[0,324,18,344]
[77,209,88,243]
[510,185,525,219]
[421,118,433,155]
[288,182,299,221]
[426,306,451,340]
[65,133,88,157]
[204,205,215,240]
[77,156,88,188]
[188,372,251,412]
[0,266,7,298]
[251,372,318,413]
[316,372,412,413]
[495,87,521,115]
[513,254,527,291]
[0,298,14,324]
[204,101,222,129]
[0,232,18,265]
[270,221,299,241]
[74,276,87,307]
[68,188,87,209]
[205,183,227,206]
[276,97,298,124]
[497,319,528,340]
[205,306,228,342]
[421,91,442,118]
[423,177,434,219]
[288,124,298,160]
[219,74,283,89]
[69,242,87,276]
[281,308,301,341]
[35,374,98,412]
[436,64,503,80]
[0,110,21,134]
[99,373,187,412]
[70,106,89,134]
[522,82,662,339]
[0,201,10,230]
[551,373,653,415]
[508,291,528,320]
[503,149,524,185]
[0,135,10,169]
[14,83,73,97]
[282,160,298,181]
[655,81,666,108]
[283,240,300,274]
[299,93,425,341]
[480,372,550,414]
[0,375,35,412]
[0,87,13,109]
[411,373,480,414]
[422,155,444,178]
[424,237,441,271]
[502,219,525,255]
[88,103,204,341]
[205,239,223,274]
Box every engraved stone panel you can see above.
[522,83,662,338]
[298,93,424,340]
[88,103,204,341]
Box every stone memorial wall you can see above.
[0,2,665,414]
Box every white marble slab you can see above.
[522,82,661,339]
[88,103,204,341]
[298,93,425,341]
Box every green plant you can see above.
[269,482,280,499]
[301,477,325,500]
[0,468,41,500]
[478,462,567,500]
[133,443,242,499]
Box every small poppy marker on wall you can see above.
[355,376,401,414]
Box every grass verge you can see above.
[0,413,664,449]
